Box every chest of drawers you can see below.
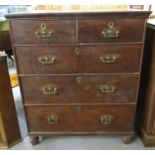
[6,11,151,145]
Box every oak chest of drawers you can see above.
[6,11,151,145]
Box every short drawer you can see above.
[25,105,134,133]
[15,45,141,74]
[79,19,145,43]
[10,20,76,44]
[20,74,139,104]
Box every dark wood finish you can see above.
[0,31,13,62]
[10,20,76,44]
[5,11,151,20]
[79,19,145,43]
[25,105,135,132]
[78,45,141,73]
[15,45,77,74]
[5,11,151,145]
[0,31,12,50]
[20,74,139,104]
[15,45,141,74]
[0,54,21,148]
[137,22,155,146]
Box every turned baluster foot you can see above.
[29,136,40,145]
[122,134,135,144]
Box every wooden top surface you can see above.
[5,10,151,19]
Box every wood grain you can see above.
[15,45,141,74]
[20,74,139,104]
[25,105,135,132]
[10,20,76,44]
[79,19,145,43]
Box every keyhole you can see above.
[108,22,114,28]
[76,106,82,112]
[76,76,82,84]
[41,23,47,34]
[41,23,45,28]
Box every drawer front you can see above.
[10,20,76,44]
[77,45,141,73]
[15,45,141,74]
[15,46,77,74]
[21,75,139,104]
[79,19,145,43]
[25,105,134,132]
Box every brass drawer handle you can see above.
[100,55,118,63]
[74,48,80,56]
[100,115,113,124]
[35,23,54,38]
[101,21,119,38]
[38,55,55,65]
[48,114,58,124]
[99,85,116,94]
[42,84,58,95]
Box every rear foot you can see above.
[29,136,40,145]
[122,134,135,144]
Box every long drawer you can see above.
[10,20,76,44]
[15,45,141,74]
[25,105,134,133]
[20,74,139,104]
[79,19,145,43]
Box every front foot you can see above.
[122,134,135,144]
[29,136,40,145]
